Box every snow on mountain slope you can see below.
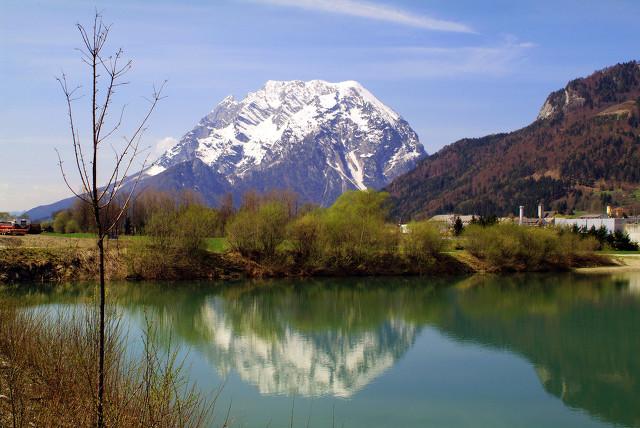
[145,79,425,205]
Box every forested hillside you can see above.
[387,61,640,219]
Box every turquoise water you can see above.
[6,272,640,427]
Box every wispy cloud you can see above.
[153,136,178,156]
[125,38,536,86]
[249,0,473,33]
[361,39,536,79]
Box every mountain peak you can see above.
[219,94,236,104]
[242,79,401,123]
[537,60,640,121]
[145,79,424,205]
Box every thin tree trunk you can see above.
[91,40,106,427]
[55,15,164,426]
[97,236,105,428]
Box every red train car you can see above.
[0,221,29,236]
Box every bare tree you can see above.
[56,12,164,428]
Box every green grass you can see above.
[205,237,228,253]
[42,232,228,252]
[554,210,590,219]
[42,232,97,239]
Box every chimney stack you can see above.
[519,205,525,225]
[538,203,543,221]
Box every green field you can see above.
[42,232,97,239]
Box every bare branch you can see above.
[98,81,166,205]
[95,49,131,143]
[99,104,126,143]
[55,148,91,204]
[56,73,92,194]
[100,128,148,209]
[104,152,151,235]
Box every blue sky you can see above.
[1,0,639,211]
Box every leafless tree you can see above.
[56,12,164,428]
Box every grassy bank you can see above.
[0,244,245,284]
[0,237,471,283]
[0,231,616,285]
[38,233,231,253]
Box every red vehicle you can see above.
[0,221,29,236]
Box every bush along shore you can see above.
[0,190,618,284]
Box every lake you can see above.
[4,272,640,428]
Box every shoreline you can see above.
[574,254,640,274]
[0,234,631,284]
[0,245,622,284]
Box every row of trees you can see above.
[226,189,445,267]
[50,187,640,258]
[52,186,640,267]
[49,189,229,236]
[569,224,639,251]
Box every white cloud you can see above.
[359,38,536,79]
[249,0,473,33]
[153,136,178,156]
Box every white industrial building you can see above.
[514,203,640,243]
[554,217,627,234]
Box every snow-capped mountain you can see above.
[144,79,425,205]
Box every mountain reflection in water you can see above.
[200,298,418,397]
[9,273,640,428]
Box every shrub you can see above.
[607,230,639,251]
[453,217,464,236]
[174,205,219,252]
[225,209,260,257]
[287,210,324,263]
[321,190,393,263]
[256,202,289,258]
[64,218,81,234]
[465,223,597,271]
[226,200,289,260]
[570,225,639,251]
[53,210,71,233]
[144,204,219,253]
[401,221,445,263]
[144,208,176,251]
[128,204,220,278]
